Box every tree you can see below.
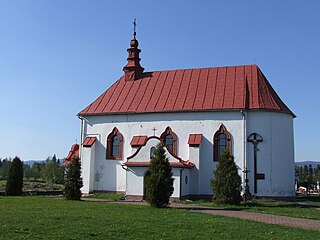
[31,163,42,181]
[63,157,83,200]
[5,157,23,196]
[145,143,174,208]
[211,150,242,205]
[24,165,33,180]
[316,165,320,182]
[0,158,12,179]
[42,155,64,184]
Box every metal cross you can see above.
[247,133,263,194]
[133,18,137,38]
[242,167,252,201]
[152,127,157,136]
[75,139,78,144]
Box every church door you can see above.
[143,170,151,200]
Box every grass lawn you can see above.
[184,197,320,220]
[0,197,319,239]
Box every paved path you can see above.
[81,198,320,231]
[172,203,320,231]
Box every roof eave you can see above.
[78,108,296,118]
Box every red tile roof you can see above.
[79,65,294,116]
[64,144,79,166]
[83,137,97,147]
[188,134,203,146]
[130,136,148,146]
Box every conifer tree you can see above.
[211,150,242,205]
[63,157,83,200]
[5,157,23,196]
[145,143,174,208]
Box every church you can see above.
[67,29,295,200]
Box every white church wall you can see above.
[126,167,181,198]
[172,168,181,198]
[81,142,96,194]
[180,169,190,197]
[188,146,200,195]
[126,167,145,196]
[80,110,294,197]
[81,111,245,195]
[246,111,295,197]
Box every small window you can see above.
[185,176,188,184]
[150,147,156,159]
[160,127,177,154]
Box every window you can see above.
[106,127,123,159]
[217,133,227,159]
[164,135,174,152]
[112,135,120,157]
[160,127,177,154]
[213,125,232,161]
[150,147,156,159]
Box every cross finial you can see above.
[152,127,157,136]
[133,18,137,39]
[75,139,78,144]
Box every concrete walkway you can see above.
[81,198,320,231]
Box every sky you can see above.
[0,0,319,162]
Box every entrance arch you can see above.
[143,170,151,200]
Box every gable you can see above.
[124,136,194,168]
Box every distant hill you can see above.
[23,160,45,166]
[295,161,320,168]
[24,159,65,166]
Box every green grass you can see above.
[0,197,319,239]
[183,197,320,220]
[86,193,125,201]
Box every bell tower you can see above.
[123,19,144,81]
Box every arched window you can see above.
[112,135,120,157]
[164,135,174,152]
[160,127,177,154]
[106,127,123,160]
[150,147,156,159]
[213,125,232,161]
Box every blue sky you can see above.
[0,0,319,162]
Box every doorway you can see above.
[143,170,151,200]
